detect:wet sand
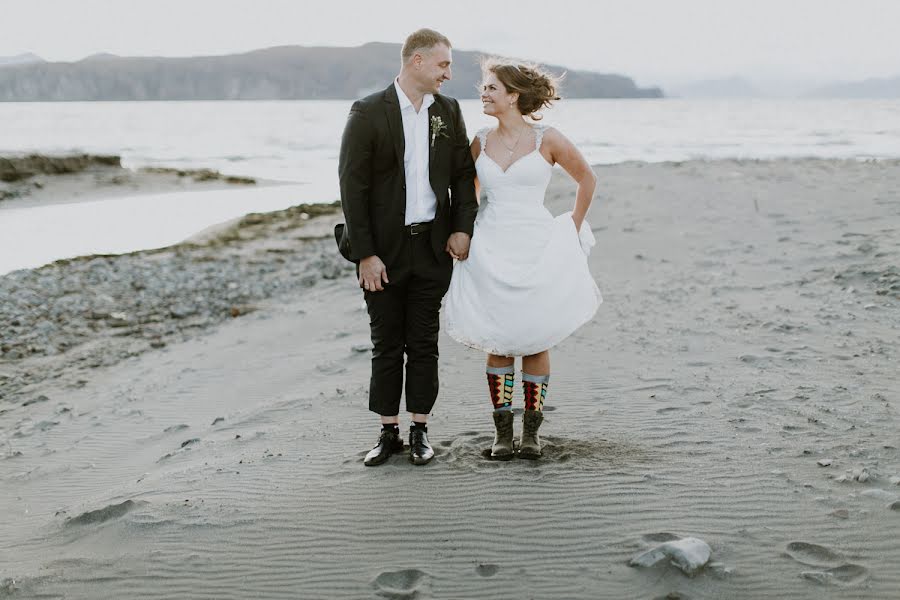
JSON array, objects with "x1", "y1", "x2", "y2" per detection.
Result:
[
  {"x1": 0, "y1": 154, "x2": 259, "y2": 208},
  {"x1": 2, "y1": 159, "x2": 899, "y2": 599}
]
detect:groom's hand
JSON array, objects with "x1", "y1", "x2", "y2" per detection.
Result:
[
  {"x1": 446, "y1": 232, "x2": 471, "y2": 261},
  {"x1": 359, "y1": 255, "x2": 389, "y2": 292}
]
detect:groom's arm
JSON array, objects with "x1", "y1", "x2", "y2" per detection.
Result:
[
  {"x1": 338, "y1": 101, "x2": 377, "y2": 261},
  {"x1": 448, "y1": 99, "x2": 478, "y2": 236}
]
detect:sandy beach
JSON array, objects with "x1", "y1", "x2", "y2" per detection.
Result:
[
  {"x1": 0, "y1": 154, "x2": 259, "y2": 208},
  {"x1": 2, "y1": 158, "x2": 899, "y2": 599}
]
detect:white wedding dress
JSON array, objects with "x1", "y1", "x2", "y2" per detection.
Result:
[{"x1": 443, "y1": 124, "x2": 602, "y2": 356}]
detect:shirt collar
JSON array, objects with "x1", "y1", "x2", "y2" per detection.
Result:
[{"x1": 394, "y1": 78, "x2": 434, "y2": 112}]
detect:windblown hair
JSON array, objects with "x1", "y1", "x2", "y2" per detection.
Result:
[
  {"x1": 401, "y1": 29, "x2": 452, "y2": 63},
  {"x1": 482, "y1": 58, "x2": 562, "y2": 120}
]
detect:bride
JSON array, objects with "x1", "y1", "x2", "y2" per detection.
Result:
[{"x1": 443, "y1": 59, "x2": 602, "y2": 460}]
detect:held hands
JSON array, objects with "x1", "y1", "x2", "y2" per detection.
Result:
[
  {"x1": 445, "y1": 232, "x2": 471, "y2": 261},
  {"x1": 359, "y1": 255, "x2": 389, "y2": 292}
]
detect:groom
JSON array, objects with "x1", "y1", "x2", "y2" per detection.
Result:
[{"x1": 336, "y1": 29, "x2": 478, "y2": 466}]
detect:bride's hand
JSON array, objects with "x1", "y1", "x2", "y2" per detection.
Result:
[
  {"x1": 446, "y1": 232, "x2": 471, "y2": 260},
  {"x1": 571, "y1": 215, "x2": 583, "y2": 232}
]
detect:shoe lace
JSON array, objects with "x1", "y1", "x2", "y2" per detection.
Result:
[
  {"x1": 523, "y1": 413, "x2": 542, "y2": 438},
  {"x1": 376, "y1": 429, "x2": 397, "y2": 446}
]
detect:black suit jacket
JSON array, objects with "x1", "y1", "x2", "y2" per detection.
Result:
[{"x1": 336, "y1": 83, "x2": 478, "y2": 267}]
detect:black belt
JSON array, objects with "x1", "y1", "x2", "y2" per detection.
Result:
[{"x1": 405, "y1": 221, "x2": 433, "y2": 236}]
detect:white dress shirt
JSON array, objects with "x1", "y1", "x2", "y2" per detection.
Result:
[{"x1": 394, "y1": 79, "x2": 438, "y2": 225}]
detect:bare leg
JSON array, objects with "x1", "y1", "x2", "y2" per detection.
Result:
[
  {"x1": 522, "y1": 350, "x2": 550, "y2": 376},
  {"x1": 487, "y1": 353, "x2": 515, "y2": 369},
  {"x1": 410, "y1": 413, "x2": 428, "y2": 424},
  {"x1": 380, "y1": 415, "x2": 399, "y2": 425}
]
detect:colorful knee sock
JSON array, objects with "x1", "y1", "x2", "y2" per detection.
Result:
[
  {"x1": 522, "y1": 372, "x2": 549, "y2": 411},
  {"x1": 487, "y1": 365, "x2": 515, "y2": 412}
]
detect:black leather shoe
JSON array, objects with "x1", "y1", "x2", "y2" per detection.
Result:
[
  {"x1": 409, "y1": 428, "x2": 434, "y2": 465},
  {"x1": 364, "y1": 429, "x2": 404, "y2": 466}
]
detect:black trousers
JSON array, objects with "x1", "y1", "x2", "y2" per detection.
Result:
[{"x1": 364, "y1": 230, "x2": 452, "y2": 416}]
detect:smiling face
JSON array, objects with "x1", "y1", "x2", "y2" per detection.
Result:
[
  {"x1": 480, "y1": 71, "x2": 518, "y2": 117},
  {"x1": 412, "y1": 43, "x2": 452, "y2": 95}
]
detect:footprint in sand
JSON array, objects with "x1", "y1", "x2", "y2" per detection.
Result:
[
  {"x1": 441, "y1": 432, "x2": 495, "y2": 467},
  {"x1": 475, "y1": 563, "x2": 499, "y2": 577},
  {"x1": 372, "y1": 568, "x2": 430, "y2": 599},
  {"x1": 784, "y1": 541, "x2": 842, "y2": 567},
  {"x1": 316, "y1": 361, "x2": 347, "y2": 375},
  {"x1": 801, "y1": 564, "x2": 869, "y2": 586},
  {"x1": 784, "y1": 541, "x2": 869, "y2": 586},
  {"x1": 65, "y1": 499, "x2": 146, "y2": 527}
]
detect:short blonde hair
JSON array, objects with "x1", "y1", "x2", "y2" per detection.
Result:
[
  {"x1": 482, "y1": 58, "x2": 562, "y2": 120},
  {"x1": 401, "y1": 28, "x2": 451, "y2": 63}
]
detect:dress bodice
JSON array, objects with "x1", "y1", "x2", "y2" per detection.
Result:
[
  {"x1": 445, "y1": 122, "x2": 601, "y2": 357},
  {"x1": 475, "y1": 124, "x2": 553, "y2": 207}
]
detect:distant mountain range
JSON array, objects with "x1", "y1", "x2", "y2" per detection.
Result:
[
  {"x1": 669, "y1": 75, "x2": 900, "y2": 99},
  {"x1": 0, "y1": 43, "x2": 662, "y2": 101},
  {"x1": 0, "y1": 52, "x2": 44, "y2": 67},
  {"x1": 805, "y1": 76, "x2": 900, "y2": 99},
  {"x1": 669, "y1": 77, "x2": 763, "y2": 98}
]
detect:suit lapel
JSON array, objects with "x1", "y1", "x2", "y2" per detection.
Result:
[
  {"x1": 427, "y1": 99, "x2": 443, "y2": 199},
  {"x1": 383, "y1": 84, "x2": 405, "y2": 170}
]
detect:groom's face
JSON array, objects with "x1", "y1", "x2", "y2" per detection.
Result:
[{"x1": 416, "y1": 43, "x2": 452, "y2": 94}]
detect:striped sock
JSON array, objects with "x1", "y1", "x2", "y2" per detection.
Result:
[
  {"x1": 522, "y1": 372, "x2": 549, "y2": 411},
  {"x1": 487, "y1": 365, "x2": 515, "y2": 412}
]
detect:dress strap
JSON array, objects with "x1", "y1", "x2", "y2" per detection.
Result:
[
  {"x1": 532, "y1": 123, "x2": 547, "y2": 151},
  {"x1": 475, "y1": 127, "x2": 490, "y2": 151}
]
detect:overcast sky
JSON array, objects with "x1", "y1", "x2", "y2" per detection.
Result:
[{"x1": 2, "y1": 0, "x2": 898, "y2": 86}]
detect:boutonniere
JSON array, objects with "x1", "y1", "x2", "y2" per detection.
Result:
[{"x1": 430, "y1": 115, "x2": 449, "y2": 147}]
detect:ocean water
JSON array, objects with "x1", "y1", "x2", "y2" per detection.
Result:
[{"x1": 1, "y1": 99, "x2": 899, "y2": 273}]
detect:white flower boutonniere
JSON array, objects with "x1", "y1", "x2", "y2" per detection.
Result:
[{"x1": 430, "y1": 115, "x2": 449, "y2": 147}]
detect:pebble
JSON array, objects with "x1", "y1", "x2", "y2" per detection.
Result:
[
  {"x1": 629, "y1": 536, "x2": 712, "y2": 577},
  {"x1": 817, "y1": 458, "x2": 833, "y2": 467},
  {"x1": 0, "y1": 215, "x2": 351, "y2": 403}
]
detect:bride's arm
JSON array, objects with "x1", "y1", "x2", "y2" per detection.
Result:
[{"x1": 543, "y1": 127, "x2": 596, "y2": 231}]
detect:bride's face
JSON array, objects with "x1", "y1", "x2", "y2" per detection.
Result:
[{"x1": 480, "y1": 72, "x2": 517, "y2": 116}]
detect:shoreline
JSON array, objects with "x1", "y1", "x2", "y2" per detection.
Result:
[
  {"x1": 0, "y1": 200, "x2": 347, "y2": 403},
  {"x1": 0, "y1": 153, "x2": 283, "y2": 210},
  {"x1": 0, "y1": 153, "x2": 309, "y2": 276}
]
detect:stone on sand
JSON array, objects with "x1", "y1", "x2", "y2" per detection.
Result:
[{"x1": 629, "y1": 536, "x2": 712, "y2": 577}]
